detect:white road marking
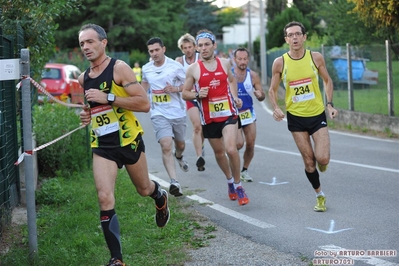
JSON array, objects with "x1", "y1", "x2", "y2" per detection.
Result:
[
  {"x1": 259, "y1": 101, "x2": 399, "y2": 143},
  {"x1": 259, "y1": 177, "x2": 289, "y2": 185},
  {"x1": 187, "y1": 195, "x2": 275, "y2": 229},
  {"x1": 319, "y1": 244, "x2": 399, "y2": 266},
  {"x1": 255, "y1": 144, "x2": 399, "y2": 174},
  {"x1": 307, "y1": 220, "x2": 353, "y2": 234},
  {"x1": 149, "y1": 174, "x2": 275, "y2": 229}
]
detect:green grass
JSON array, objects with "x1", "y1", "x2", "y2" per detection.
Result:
[
  {"x1": 333, "y1": 60, "x2": 399, "y2": 116},
  {"x1": 0, "y1": 170, "x2": 216, "y2": 265}
]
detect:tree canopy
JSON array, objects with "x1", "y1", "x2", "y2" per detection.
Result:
[
  {"x1": 350, "y1": 0, "x2": 399, "y2": 56},
  {"x1": 1, "y1": 0, "x2": 243, "y2": 72},
  {"x1": 266, "y1": 6, "x2": 310, "y2": 49},
  {"x1": 0, "y1": 0, "x2": 81, "y2": 77}
]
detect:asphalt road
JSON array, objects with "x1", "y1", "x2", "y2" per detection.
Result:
[{"x1": 136, "y1": 99, "x2": 399, "y2": 266}]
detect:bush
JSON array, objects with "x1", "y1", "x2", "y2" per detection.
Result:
[
  {"x1": 33, "y1": 103, "x2": 91, "y2": 178},
  {"x1": 36, "y1": 178, "x2": 69, "y2": 206},
  {"x1": 129, "y1": 49, "x2": 149, "y2": 67}
]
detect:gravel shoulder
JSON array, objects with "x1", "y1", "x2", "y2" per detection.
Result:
[{"x1": 184, "y1": 209, "x2": 310, "y2": 266}]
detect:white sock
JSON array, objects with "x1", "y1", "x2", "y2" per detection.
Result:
[
  {"x1": 316, "y1": 191, "x2": 325, "y2": 197},
  {"x1": 234, "y1": 181, "x2": 242, "y2": 189},
  {"x1": 227, "y1": 177, "x2": 234, "y2": 184}
]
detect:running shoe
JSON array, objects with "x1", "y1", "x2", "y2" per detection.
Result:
[
  {"x1": 196, "y1": 156, "x2": 205, "y2": 171},
  {"x1": 240, "y1": 170, "x2": 253, "y2": 182},
  {"x1": 314, "y1": 195, "x2": 327, "y2": 212},
  {"x1": 174, "y1": 150, "x2": 189, "y2": 172},
  {"x1": 236, "y1": 186, "x2": 250, "y2": 206},
  {"x1": 106, "y1": 258, "x2": 125, "y2": 266},
  {"x1": 169, "y1": 179, "x2": 183, "y2": 197},
  {"x1": 317, "y1": 162, "x2": 328, "y2": 173},
  {"x1": 155, "y1": 189, "x2": 170, "y2": 227},
  {"x1": 228, "y1": 183, "x2": 238, "y2": 200}
]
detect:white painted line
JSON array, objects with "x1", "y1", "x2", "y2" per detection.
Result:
[
  {"x1": 150, "y1": 174, "x2": 275, "y2": 229},
  {"x1": 150, "y1": 174, "x2": 170, "y2": 188},
  {"x1": 307, "y1": 220, "x2": 353, "y2": 234},
  {"x1": 259, "y1": 177, "x2": 289, "y2": 185},
  {"x1": 255, "y1": 144, "x2": 399, "y2": 174},
  {"x1": 187, "y1": 195, "x2": 275, "y2": 229},
  {"x1": 319, "y1": 244, "x2": 399, "y2": 266},
  {"x1": 259, "y1": 101, "x2": 399, "y2": 143}
]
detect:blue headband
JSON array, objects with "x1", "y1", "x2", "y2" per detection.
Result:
[{"x1": 196, "y1": 32, "x2": 215, "y2": 43}]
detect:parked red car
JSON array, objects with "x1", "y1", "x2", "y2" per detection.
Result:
[{"x1": 39, "y1": 63, "x2": 84, "y2": 104}]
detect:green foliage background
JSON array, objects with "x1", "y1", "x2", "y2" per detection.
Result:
[{"x1": 32, "y1": 103, "x2": 90, "y2": 178}]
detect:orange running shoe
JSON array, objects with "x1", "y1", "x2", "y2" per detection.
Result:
[
  {"x1": 236, "y1": 186, "x2": 249, "y2": 206},
  {"x1": 228, "y1": 183, "x2": 237, "y2": 200}
]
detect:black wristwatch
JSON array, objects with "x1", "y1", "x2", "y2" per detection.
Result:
[
  {"x1": 107, "y1": 93, "x2": 116, "y2": 105},
  {"x1": 326, "y1": 101, "x2": 334, "y2": 107},
  {"x1": 195, "y1": 92, "x2": 200, "y2": 100}
]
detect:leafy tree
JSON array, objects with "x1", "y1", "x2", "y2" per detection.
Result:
[
  {"x1": 266, "y1": 6, "x2": 310, "y2": 49},
  {"x1": 217, "y1": 7, "x2": 245, "y2": 29},
  {"x1": 56, "y1": 0, "x2": 186, "y2": 53},
  {"x1": 266, "y1": 0, "x2": 287, "y2": 21},
  {"x1": 349, "y1": 0, "x2": 399, "y2": 57},
  {"x1": 292, "y1": 0, "x2": 327, "y2": 33},
  {"x1": 0, "y1": 0, "x2": 81, "y2": 77},
  {"x1": 318, "y1": 0, "x2": 379, "y2": 46},
  {"x1": 54, "y1": 0, "x2": 242, "y2": 56},
  {"x1": 183, "y1": 0, "x2": 220, "y2": 36}
]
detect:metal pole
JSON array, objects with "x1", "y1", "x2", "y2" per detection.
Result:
[
  {"x1": 347, "y1": 43, "x2": 354, "y2": 111},
  {"x1": 321, "y1": 44, "x2": 327, "y2": 104},
  {"x1": 259, "y1": 0, "x2": 267, "y2": 85},
  {"x1": 247, "y1": 1, "x2": 252, "y2": 55},
  {"x1": 386, "y1": 40, "x2": 394, "y2": 116},
  {"x1": 21, "y1": 48, "x2": 38, "y2": 259}
]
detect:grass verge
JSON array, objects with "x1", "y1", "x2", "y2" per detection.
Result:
[{"x1": 0, "y1": 170, "x2": 216, "y2": 265}]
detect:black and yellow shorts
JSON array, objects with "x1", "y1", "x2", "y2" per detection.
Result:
[{"x1": 92, "y1": 134, "x2": 145, "y2": 169}]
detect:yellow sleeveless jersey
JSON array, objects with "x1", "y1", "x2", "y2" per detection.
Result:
[
  {"x1": 84, "y1": 58, "x2": 144, "y2": 148},
  {"x1": 281, "y1": 50, "x2": 324, "y2": 117},
  {"x1": 133, "y1": 67, "x2": 142, "y2": 82}
]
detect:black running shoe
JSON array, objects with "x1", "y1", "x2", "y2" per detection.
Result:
[
  {"x1": 196, "y1": 156, "x2": 205, "y2": 171},
  {"x1": 107, "y1": 257, "x2": 125, "y2": 266},
  {"x1": 155, "y1": 189, "x2": 170, "y2": 227}
]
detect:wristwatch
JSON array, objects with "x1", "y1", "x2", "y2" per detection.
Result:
[
  {"x1": 107, "y1": 93, "x2": 116, "y2": 105},
  {"x1": 326, "y1": 101, "x2": 334, "y2": 107},
  {"x1": 195, "y1": 92, "x2": 200, "y2": 100}
]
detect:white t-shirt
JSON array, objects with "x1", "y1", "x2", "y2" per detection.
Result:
[{"x1": 142, "y1": 56, "x2": 186, "y2": 119}]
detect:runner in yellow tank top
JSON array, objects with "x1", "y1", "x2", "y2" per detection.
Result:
[
  {"x1": 282, "y1": 50, "x2": 325, "y2": 117},
  {"x1": 268, "y1": 21, "x2": 338, "y2": 213}
]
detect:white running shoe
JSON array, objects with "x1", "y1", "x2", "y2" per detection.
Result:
[
  {"x1": 240, "y1": 170, "x2": 253, "y2": 182},
  {"x1": 174, "y1": 150, "x2": 189, "y2": 172},
  {"x1": 169, "y1": 179, "x2": 183, "y2": 197}
]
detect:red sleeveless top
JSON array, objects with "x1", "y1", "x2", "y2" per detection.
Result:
[{"x1": 197, "y1": 57, "x2": 237, "y2": 124}]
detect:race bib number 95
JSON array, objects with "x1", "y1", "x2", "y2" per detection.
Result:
[{"x1": 91, "y1": 105, "x2": 119, "y2": 137}]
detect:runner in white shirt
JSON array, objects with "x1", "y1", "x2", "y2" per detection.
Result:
[{"x1": 142, "y1": 37, "x2": 188, "y2": 197}]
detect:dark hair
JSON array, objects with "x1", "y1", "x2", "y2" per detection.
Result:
[
  {"x1": 79, "y1": 24, "x2": 107, "y2": 40},
  {"x1": 283, "y1": 21, "x2": 306, "y2": 37},
  {"x1": 146, "y1": 37, "x2": 164, "y2": 47},
  {"x1": 234, "y1": 47, "x2": 249, "y2": 58}
]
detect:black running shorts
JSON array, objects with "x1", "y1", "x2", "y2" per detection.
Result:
[
  {"x1": 287, "y1": 111, "x2": 327, "y2": 135},
  {"x1": 202, "y1": 115, "x2": 239, "y2": 138},
  {"x1": 92, "y1": 134, "x2": 145, "y2": 169}
]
